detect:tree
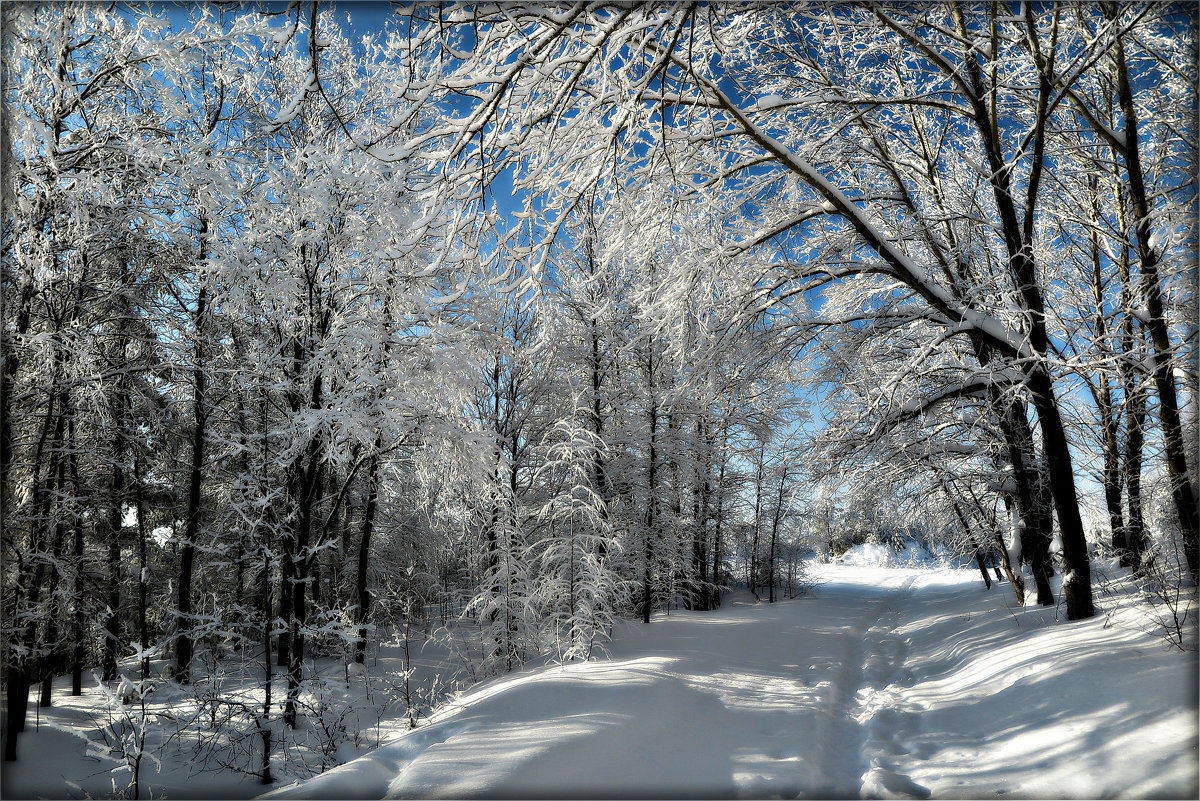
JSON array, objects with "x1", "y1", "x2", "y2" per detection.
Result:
[
  {"x1": 1049, "y1": 3, "x2": 1197, "y2": 577},
  {"x1": 372, "y1": 3, "x2": 1117, "y2": 617}
]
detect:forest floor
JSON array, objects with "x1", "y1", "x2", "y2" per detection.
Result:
[{"x1": 4, "y1": 561, "x2": 1197, "y2": 799}]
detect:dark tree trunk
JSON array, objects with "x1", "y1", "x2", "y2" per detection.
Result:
[
  {"x1": 1122, "y1": 364, "x2": 1149, "y2": 571},
  {"x1": 1107, "y1": 19, "x2": 1198, "y2": 580},
  {"x1": 974, "y1": 549, "x2": 993, "y2": 590},
  {"x1": 283, "y1": 436, "x2": 322, "y2": 729},
  {"x1": 101, "y1": 263, "x2": 133, "y2": 685},
  {"x1": 135, "y1": 451, "x2": 149, "y2": 681},
  {"x1": 667, "y1": 415, "x2": 686, "y2": 610},
  {"x1": 3, "y1": 672, "x2": 28, "y2": 761},
  {"x1": 39, "y1": 453, "x2": 69, "y2": 706},
  {"x1": 6, "y1": 394, "x2": 60, "y2": 738},
  {"x1": 1022, "y1": 479, "x2": 1055, "y2": 608},
  {"x1": 1026, "y1": 368, "x2": 1093, "y2": 618},
  {"x1": 955, "y1": 4, "x2": 1094, "y2": 619},
  {"x1": 945, "y1": 486, "x2": 992, "y2": 592},
  {"x1": 355, "y1": 443, "x2": 382, "y2": 664},
  {"x1": 750, "y1": 439, "x2": 765, "y2": 598},
  {"x1": 69, "y1": 417, "x2": 85, "y2": 696},
  {"x1": 102, "y1": 435, "x2": 125, "y2": 683},
  {"x1": 102, "y1": 527, "x2": 121, "y2": 682},
  {"x1": 481, "y1": 357, "x2": 506, "y2": 662},
  {"x1": 1103, "y1": 426, "x2": 1127, "y2": 565},
  {"x1": 276, "y1": 546, "x2": 293, "y2": 668},
  {"x1": 692, "y1": 423, "x2": 711, "y2": 611},
  {"x1": 590, "y1": 323, "x2": 610, "y2": 542},
  {"x1": 259, "y1": 547, "x2": 273, "y2": 784},
  {"x1": 970, "y1": 335, "x2": 1055, "y2": 607},
  {"x1": 1114, "y1": 238, "x2": 1150, "y2": 572},
  {"x1": 767, "y1": 465, "x2": 788, "y2": 604},
  {"x1": 711, "y1": 430, "x2": 727, "y2": 610},
  {"x1": 16, "y1": 398, "x2": 66, "y2": 738},
  {"x1": 176, "y1": 282, "x2": 207, "y2": 684},
  {"x1": 1084, "y1": 177, "x2": 1127, "y2": 569},
  {"x1": 235, "y1": 538, "x2": 247, "y2": 611},
  {"x1": 0, "y1": 271, "x2": 35, "y2": 567},
  {"x1": 643, "y1": 352, "x2": 657, "y2": 625}
]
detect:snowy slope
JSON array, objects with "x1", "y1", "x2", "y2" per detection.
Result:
[{"x1": 263, "y1": 565, "x2": 1199, "y2": 799}]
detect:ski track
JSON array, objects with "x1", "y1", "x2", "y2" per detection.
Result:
[
  {"x1": 804, "y1": 573, "x2": 929, "y2": 800},
  {"x1": 852, "y1": 576, "x2": 931, "y2": 800}
]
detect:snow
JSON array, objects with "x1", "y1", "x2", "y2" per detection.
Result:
[
  {"x1": 264, "y1": 566, "x2": 1196, "y2": 800},
  {"x1": 748, "y1": 94, "x2": 790, "y2": 112},
  {"x1": 838, "y1": 541, "x2": 939, "y2": 569},
  {"x1": 6, "y1": 564, "x2": 1196, "y2": 799}
]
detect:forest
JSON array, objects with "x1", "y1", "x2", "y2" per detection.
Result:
[{"x1": 2, "y1": 2, "x2": 1196, "y2": 796}]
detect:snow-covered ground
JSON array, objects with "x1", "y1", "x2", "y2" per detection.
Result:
[
  {"x1": 264, "y1": 564, "x2": 1197, "y2": 800},
  {"x1": 5, "y1": 562, "x2": 1197, "y2": 799}
]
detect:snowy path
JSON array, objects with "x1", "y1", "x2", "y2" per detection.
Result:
[{"x1": 265, "y1": 565, "x2": 1198, "y2": 800}]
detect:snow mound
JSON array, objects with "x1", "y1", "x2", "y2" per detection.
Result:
[{"x1": 839, "y1": 541, "x2": 937, "y2": 568}]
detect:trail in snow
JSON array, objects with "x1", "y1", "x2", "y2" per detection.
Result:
[
  {"x1": 806, "y1": 573, "x2": 923, "y2": 798},
  {"x1": 262, "y1": 564, "x2": 1195, "y2": 800}
]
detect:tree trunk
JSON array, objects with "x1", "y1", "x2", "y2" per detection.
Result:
[
  {"x1": 355, "y1": 443, "x2": 382, "y2": 664},
  {"x1": 945, "y1": 485, "x2": 993, "y2": 592},
  {"x1": 768, "y1": 465, "x2": 787, "y2": 604},
  {"x1": 284, "y1": 435, "x2": 322, "y2": 729},
  {"x1": 954, "y1": 4, "x2": 1093, "y2": 619},
  {"x1": 176, "y1": 282, "x2": 207, "y2": 684},
  {"x1": 39, "y1": 453, "x2": 69, "y2": 706},
  {"x1": 642, "y1": 351, "x2": 658, "y2": 625},
  {"x1": 1084, "y1": 175, "x2": 1128, "y2": 568},
  {"x1": 1026, "y1": 368, "x2": 1094, "y2": 619},
  {"x1": 712, "y1": 429, "x2": 727, "y2": 610},
  {"x1": 135, "y1": 451, "x2": 149, "y2": 681},
  {"x1": 259, "y1": 546, "x2": 274, "y2": 784},
  {"x1": 102, "y1": 430, "x2": 125, "y2": 683},
  {"x1": 975, "y1": 345, "x2": 1055, "y2": 606},
  {"x1": 1106, "y1": 16, "x2": 1198, "y2": 580},
  {"x1": 590, "y1": 322, "x2": 610, "y2": 536},
  {"x1": 974, "y1": 549, "x2": 993, "y2": 590},
  {"x1": 15, "y1": 397, "x2": 66, "y2": 739},
  {"x1": 276, "y1": 546, "x2": 292, "y2": 668},
  {"x1": 997, "y1": 496, "x2": 1026, "y2": 607},
  {"x1": 693, "y1": 421, "x2": 712, "y2": 611},
  {"x1": 3, "y1": 673, "x2": 28, "y2": 761},
  {"x1": 3, "y1": 269, "x2": 45, "y2": 731},
  {"x1": 69, "y1": 417, "x2": 85, "y2": 696},
  {"x1": 1021, "y1": 479, "x2": 1055, "y2": 608},
  {"x1": 1102, "y1": 414, "x2": 1127, "y2": 564},
  {"x1": 1122, "y1": 361, "x2": 1149, "y2": 572},
  {"x1": 750, "y1": 439, "x2": 765, "y2": 597}
]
